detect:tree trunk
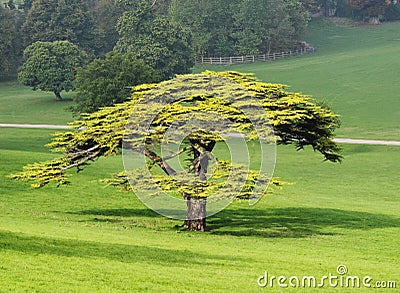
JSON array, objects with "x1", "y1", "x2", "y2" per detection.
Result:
[
  {"x1": 183, "y1": 195, "x2": 207, "y2": 231},
  {"x1": 183, "y1": 139, "x2": 215, "y2": 231},
  {"x1": 54, "y1": 91, "x2": 62, "y2": 101},
  {"x1": 369, "y1": 16, "x2": 380, "y2": 25}
]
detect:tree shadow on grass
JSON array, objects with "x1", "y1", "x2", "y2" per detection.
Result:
[
  {"x1": 207, "y1": 207, "x2": 400, "y2": 238},
  {"x1": 0, "y1": 230, "x2": 236, "y2": 265},
  {"x1": 71, "y1": 207, "x2": 400, "y2": 238},
  {"x1": 68, "y1": 208, "x2": 171, "y2": 227},
  {"x1": 72, "y1": 208, "x2": 159, "y2": 218}
]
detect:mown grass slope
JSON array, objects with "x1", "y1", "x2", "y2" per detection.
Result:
[
  {"x1": 0, "y1": 127, "x2": 399, "y2": 291},
  {"x1": 0, "y1": 81, "x2": 74, "y2": 124},
  {"x1": 196, "y1": 18, "x2": 400, "y2": 140}
]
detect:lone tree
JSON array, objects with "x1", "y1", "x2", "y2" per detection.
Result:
[
  {"x1": 10, "y1": 71, "x2": 342, "y2": 231},
  {"x1": 18, "y1": 40, "x2": 87, "y2": 101}
]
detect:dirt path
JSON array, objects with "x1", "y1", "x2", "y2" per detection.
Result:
[
  {"x1": 332, "y1": 138, "x2": 400, "y2": 146},
  {"x1": 1, "y1": 123, "x2": 399, "y2": 146}
]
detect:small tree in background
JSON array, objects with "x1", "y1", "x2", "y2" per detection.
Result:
[
  {"x1": 18, "y1": 40, "x2": 87, "y2": 101},
  {"x1": 71, "y1": 51, "x2": 160, "y2": 115},
  {"x1": 10, "y1": 71, "x2": 342, "y2": 231}
]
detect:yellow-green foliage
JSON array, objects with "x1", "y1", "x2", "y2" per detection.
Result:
[{"x1": 9, "y1": 71, "x2": 341, "y2": 197}]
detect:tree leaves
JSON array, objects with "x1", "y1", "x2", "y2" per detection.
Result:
[
  {"x1": 18, "y1": 40, "x2": 88, "y2": 99},
  {"x1": 10, "y1": 71, "x2": 342, "y2": 192},
  {"x1": 115, "y1": 0, "x2": 194, "y2": 80},
  {"x1": 71, "y1": 51, "x2": 159, "y2": 114}
]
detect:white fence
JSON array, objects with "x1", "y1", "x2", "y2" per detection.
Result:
[{"x1": 196, "y1": 47, "x2": 315, "y2": 65}]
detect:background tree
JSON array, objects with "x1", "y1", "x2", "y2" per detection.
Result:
[
  {"x1": 0, "y1": 6, "x2": 20, "y2": 78},
  {"x1": 348, "y1": 0, "x2": 389, "y2": 23},
  {"x1": 10, "y1": 71, "x2": 342, "y2": 231},
  {"x1": 384, "y1": 2, "x2": 400, "y2": 21},
  {"x1": 18, "y1": 40, "x2": 87, "y2": 100},
  {"x1": 169, "y1": 0, "x2": 309, "y2": 57},
  {"x1": 90, "y1": 0, "x2": 125, "y2": 56},
  {"x1": 298, "y1": 0, "x2": 321, "y2": 15},
  {"x1": 115, "y1": 0, "x2": 194, "y2": 80},
  {"x1": 71, "y1": 51, "x2": 159, "y2": 114},
  {"x1": 169, "y1": 0, "x2": 237, "y2": 57},
  {"x1": 232, "y1": 0, "x2": 308, "y2": 54},
  {"x1": 21, "y1": 0, "x2": 99, "y2": 54},
  {"x1": 22, "y1": 0, "x2": 33, "y2": 10}
]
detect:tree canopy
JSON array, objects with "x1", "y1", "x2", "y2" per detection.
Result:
[
  {"x1": 18, "y1": 40, "x2": 88, "y2": 100},
  {"x1": 10, "y1": 71, "x2": 342, "y2": 231},
  {"x1": 115, "y1": 0, "x2": 194, "y2": 80},
  {"x1": 71, "y1": 51, "x2": 159, "y2": 114},
  {"x1": 21, "y1": 0, "x2": 99, "y2": 53},
  {"x1": 348, "y1": 0, "x2": 389, "y2": 23},
  {"x1": 0, "y1": 6, "x2": 21, "y2": 78},
  {"x1": 91, "y1": 0, "x2": 125, "y2": 56},
  {"x1": 169, "y1": 0, "x2": 309, "y2": 57}
]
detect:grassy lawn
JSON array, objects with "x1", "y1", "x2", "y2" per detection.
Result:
[
  {"x1": 0, "y1": 128, "x2": 399, "y2": 291},
  {"x1": 0, "y1": 81, "x2": 74, "y2": 124},
  {"x1": 196, "y1": 19, "x2": 400, "y2": 140}
]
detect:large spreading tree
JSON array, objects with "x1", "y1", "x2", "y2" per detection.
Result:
[
  {"x1": 18, "y1": 40, "x2": 88, "y2": 100},
  {"x1": 10, "y1": 71, "x2": 342, "y2": 231}
]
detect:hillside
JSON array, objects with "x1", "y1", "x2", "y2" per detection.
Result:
[{"x1": 197, "y1": 18, "x2": 400, "y2": 140}]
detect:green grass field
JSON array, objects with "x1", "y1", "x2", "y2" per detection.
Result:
[
  {"x1": 0, "y1": 82, "x2": 74, "y2": 124},
  {"x1": 0, "y1": 128, "x2": 399, "y2": 291},
  {"x1": 1, "y1": 18, "x2": 399, "y2": 292},
  {"x1": 196, "y1": 18, "x2": 400, "y2": 140}
]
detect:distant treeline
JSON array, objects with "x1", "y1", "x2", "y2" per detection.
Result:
[{"x1": 1, "y1": 0, "x2": 399, "y2": 79}]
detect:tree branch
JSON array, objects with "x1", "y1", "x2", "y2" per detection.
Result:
[
  {"x1": 163, "y1": 145, "x2": 191, "y2": 161},
  {"x1": 144, "y1": 148, "x2": 177, "y2": 175},
  {"x1": 66, "y1": 145, "x2": 100, "y2": 160},
  {"x1": 62, "y1": 149, "x2": 101, "y2": 171}
]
